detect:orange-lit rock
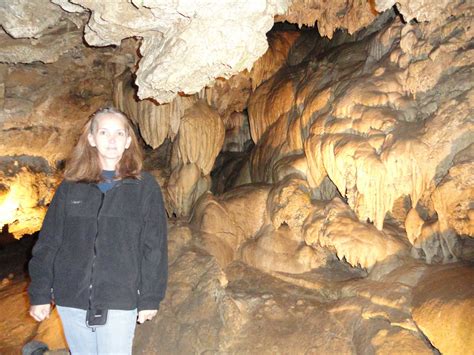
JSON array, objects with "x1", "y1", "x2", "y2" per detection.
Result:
[
  {"x1": 166, "y1": 101, "x2": 224, "y2": 216},
  {"x1": 248, "y1": 2, "x2": 473, "y2": 234},
  {"x1": 221, "y1": 112, "x2": 251, "y2": 153},
  {"x1": 249, "y1": 31, "x2": 300, "y2": 90},
  {"x1": 304, "y1": 198, "x2": 409, "y2": 270},
  {"x1": 33, "y1": 308, "x2": 67, "y2": 350},
  {"x1": 247, "y1": 68, "x2": 296, "y2": 144},
  {"x1": 240, "y1": 224, "x2": 329, "y2": 274},
  {"x1": 267, "y1": 176, "x2": 313, "y2": 231},
  {"x1": 0, "y1": 25, "x2": 115, "y2": 236},
  {"x1": 412, "y1": 265, "x2": 474, "y2": 355},
  {"x1": 432, "y1": 147, "x2": 474, "y2": 239},
  {"x1": 0, "y1": 168, "x2": 58, "y2": 238},
  {"x1": 114, "y1": 71, "x2": 199, "y2": 148},
  {"x1": 190, "y1": 185, "x2": 271, "y2": 267}
]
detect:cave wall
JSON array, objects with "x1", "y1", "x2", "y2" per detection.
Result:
[
  {"x1": 0, "y1": 0, "x2": 473, "y2": 353},
  {"x1": 0, "y1": 0, "x2": 471, "y2": 276},
  {"x1": 0, "y1": 6, "x2": 125, "y2": 236},
  {"x1": 245, "y1": 3, "x2": 473, "y2": 264}
]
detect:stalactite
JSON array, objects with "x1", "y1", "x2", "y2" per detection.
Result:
[{"x1": 114, "y1": 72, "x2": 199, "y2": 148}]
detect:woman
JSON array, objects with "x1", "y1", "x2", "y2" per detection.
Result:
[{"x1": 28, "y1": 107, "x2": 168, "y2": 354}]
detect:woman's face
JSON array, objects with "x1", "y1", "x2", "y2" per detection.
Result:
[{"x1": 87, "y1": 113, "x2": 132, "y2": 170}]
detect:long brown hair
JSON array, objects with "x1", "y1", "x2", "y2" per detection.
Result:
[{"x1": 64, "y1": 107, "x2": 143, "y2": 182}]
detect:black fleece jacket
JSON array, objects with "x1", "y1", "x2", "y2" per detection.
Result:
[{"x1": 28, "y1": 172, "x2": 168, "y2": 312}]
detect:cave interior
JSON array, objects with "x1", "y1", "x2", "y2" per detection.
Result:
[{"x1": 0, "y1": 0, "x2": 473, "y2": 354}]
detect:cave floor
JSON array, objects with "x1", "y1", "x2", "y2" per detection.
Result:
[
  {"x1": 1, "y1": 232, "x2": 472, "y2": 354},
  {"x1": 133, "y1": 233, "x2": 473, "y2": 354}
]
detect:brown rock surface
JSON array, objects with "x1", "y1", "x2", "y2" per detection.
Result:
[
  {"x1": 0, "y1": 28, "x2": 116, "y2": 236},
  {"x1": 277, "y1": 0, "x2": 377, "y2": 38},
  {"x1": 166, "y1": 101, "x2": 225, "y2": 216},
  {"x1": 412, "y1": 264, "x2": 474, "y2": 355}
]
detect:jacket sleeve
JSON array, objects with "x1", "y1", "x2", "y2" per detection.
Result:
[
  {"x1": 28, "y1": 181, "x2": 67, "y2": 305},
  {"x1": 138, "y1": 176, "x2": 168, "y2": 311}
]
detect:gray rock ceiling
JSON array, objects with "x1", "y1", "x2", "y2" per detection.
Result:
[{"x1": 0, "y1": 0, "x2": 458, "y2": 103}]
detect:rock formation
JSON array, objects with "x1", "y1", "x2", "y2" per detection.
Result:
[
  {"x1": 0, "y1": 0, "x2": 473, "y2": 354},
  {"x1": 165, "y1": 100, "x2": 225, "y2": 217}
]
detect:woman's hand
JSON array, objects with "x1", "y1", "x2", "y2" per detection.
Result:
[
  {"x1": 137, "y1": 309, "x2": 158, "y2": 323},
  {"x1": 29, "y1": 304, "x2": 51, "y2": 322}
]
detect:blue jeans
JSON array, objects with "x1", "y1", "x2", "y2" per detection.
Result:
[{"x1": 56, "y1": 306, "x2": 137, "y2": 355}]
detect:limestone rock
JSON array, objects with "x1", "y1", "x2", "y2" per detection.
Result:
[
  {"x1": 218, "y1": 185, "x2": 271, "y2": 242},
  {"x1": 0, "y1": 31, "x2": 114, "y2": 236},
  {"x1": 290, "y1": 7, "x2": 473, "y2": 230},
  {"x1": 114, "y1": 71, "x2": 199, "y2": 148},
  {"x1": 167, "y1": 222, "x2": 193, "y2": 265},
  {"x1": 134, "y1": 248, "x2": 229, "y2": 354},
  {"x1": 432, "y1": 147, "x2": 474, "y2": 239},
  {"x1": 0, "y1": 46, "x2": 114, "y2": 164},
  {"x1": 166, "y1": 162, "x2": 210, "y2": 218},
  {"x1": 202, "y1": 75, "x2": 252, "y2": 123},
  {"x1": 276, "y1": 0, "x2": 378, "y2": 39},
  {"x1": 247, "y1": 67, "x2": 296, "y2": 144},
  {"x1": 190, "y1": 185, "x2": 271, "y2": 266},
  {"x1": 0, "y1": 25, "x2": 84, "y2": 64},
  {"x1": 51, "y1": 0, "x2": 86, "y2": 13},
  {"x1": 376, "y1": 0, "x2": 458, "y2": 24},
  {"x1": 405, "y1": 208, "x2": 461, "y2": 264},
  {"x1": 174, "y1": 101, "x2": 225, "y2": 176},
  {"x1": 267, "y1": 176, "x2": 313, "y2": 231},
  {"x1": 164, "y1": 100, "x2": 224, "y2": 216},
  {"x1": 60, "y1": 0, "x2": 290, "y2": 103},
  {"x1": 412, "y1": 264, "x2": 474, "y2": 355},
  {"x1": 0, "y1": 167, "x2": 58, "y2": 238},
  {"x1": 221, "y1": 112, "x2": 252, "y2": 153},
  {"x1": 249, "y1": 30, "x2": 300, "y2": 90},
  {"x1": 303, "y1": 198, "x2": 409, "y2": 270},
  {"x1": 240, "y1": 224, "x2": 329, "y2": 274},
  {"x1": 250, "y1": 111, "x2": 297, "y2": 183},
  {"x1": 0, "y1": 0, "x2": 64, "y2": 39},
  {"x1": 0, "y1": 1, "x2": 86, "y2": 64}
]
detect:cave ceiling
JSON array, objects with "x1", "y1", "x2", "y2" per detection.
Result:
[{"x1": 0, "y1": 0, "x2": 460, "y2": 103}]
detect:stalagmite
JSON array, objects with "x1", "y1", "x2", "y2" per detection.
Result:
[
  {"x1": 191, "y1": 185, "x2": 271, "y2": 267},
  {"x1": 240, "y1": 224, "x2": 329, "y2": 274}
]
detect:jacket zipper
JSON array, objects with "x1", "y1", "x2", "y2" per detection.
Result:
[
  {"x1": 86, "y1": 179, "x2": 137, "y2": 315},
  {"x1": 88, "y1": 191, "x2": 105, "y2": 313}
]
